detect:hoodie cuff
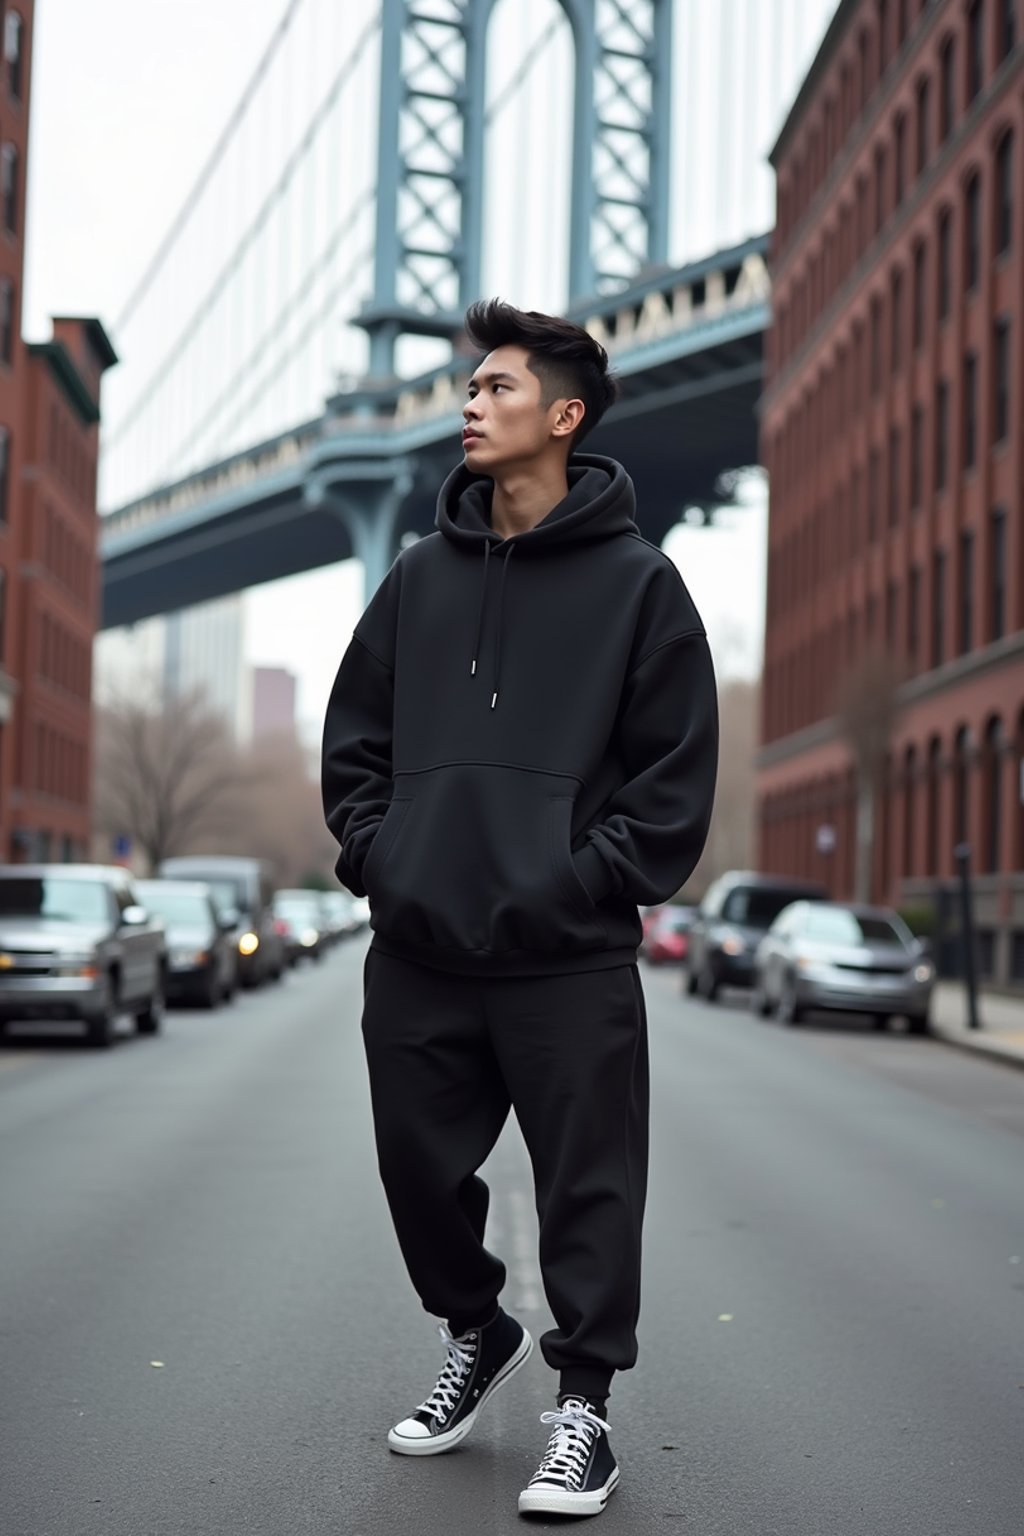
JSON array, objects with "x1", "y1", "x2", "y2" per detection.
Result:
[{"x1": 572, "y1": 842, "x2": 616, "y2": 907}]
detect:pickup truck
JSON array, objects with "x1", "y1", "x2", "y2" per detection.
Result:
[{"x1": 0, "y1": 864, "x2": 168, "y2": 1048}]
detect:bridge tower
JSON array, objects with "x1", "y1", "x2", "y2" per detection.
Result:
[{"x1": 329, "y1": 0, "x2": 674, "y2": 594}]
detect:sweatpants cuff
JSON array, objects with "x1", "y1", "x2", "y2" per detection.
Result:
[{"x1": 558, "y1": 1367, "x2": 614, "y2": 1405}]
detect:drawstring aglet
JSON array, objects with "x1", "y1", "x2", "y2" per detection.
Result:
[
  {"x1": 491, "y1": 692, "x2": 498, "y2": 709},
  {"x1": 471, "y1": 659, "x2": 478, "y2": 676}
]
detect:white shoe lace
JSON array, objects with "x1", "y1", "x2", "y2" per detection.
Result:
[
  {"x1": 531, "y1": 1400, "x2": 611, "y2": 1490},
  {"x1": 416, "y1": 1324, "x2": 477, "y2": 1424}
]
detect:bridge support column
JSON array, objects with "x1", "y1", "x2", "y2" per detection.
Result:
[{"x1": 304, "y1": 469, "x2": 414, "y2": 605}]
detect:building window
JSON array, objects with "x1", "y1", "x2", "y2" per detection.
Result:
[
  {"x1": 967, "y1": 0, "x2": 985, "y2": 104},
  {"x1": 910, "y1": 404, "x2": 924, "y2": 508},
  {"x1": 964, "y1": 351, "x2": 978, "y2": 470},
  {"x1": 874, "y1": 143, "x2": 887, "y2": 234},
  {"x1": 888, "y1": 425, "x2": 901, "y2": 527},
  {"x1": 870, "y1": 295, "x2": 882, "y2": 393},
  {"x1": 912, "y1": 239, "x2": 926, "y2": 347},
  {"x1": 995, "y1": 132, "x2": 1014, "y2": 255},
  {"x1": 932, "y1": 547, "x2": 946, "y2": 666},
  {"x1": 940, "y1": 36, "x2": 957, "y2": 142},
  {"x1": 908, "y1": 563, "x2": 921, "y2": 658},
  {"x1": 993, "y1": 318, "x2": 1011, "y2": 442},
  {"x1": 915, "y1": 76, "x2": 930, "y2": 173},
  {"x1": 1, "y1": 143, "x2": 17, "y2": 235},
  {"x1": 903, "y1": 745, "x2": 917, "y2": 875},
  {"x1": 964, "y1": 174, "x2": 981, "y2": 290},
  {"x1": 0, "y1": 277, "x2": 12, "y2": 366},
  {"x1": 894, "y1": 113, "x2": 907, "y2": 205},
  {"x1": 878, "y1": 0, "x2": 891, "y2": 72},
  {"x1": 886, "y1": 579, "x2": 899, "y2": 648},
  {"x1": 983, "y1": 717, "x2": 1004, "y2": 874},
  {"x1": 937, "y1": 207, "x2": 952, "y2": 319},
  {"x1": 859, "y1": 29, "x2": 871, "y2": 112},
  {"x1": 0, "y1": 566, "x2": 5, "y2": 663},
  {"x1": 953, "y1": 726, "x2": 971, "y2": 846},
  {"x1": 890, "y1": 267, "x2": 903, "y2": 370},
  {"x1": 897, "y1": 0, "x2": 909, "y2": 47},
  {"x1": 935, "y1": 379, "x2": 949, "y2": 490},
  {"x1": 999, "y1": 0, "x2": 1017, "y2": 60},
  {"x1": 869, "y1": 447, "x2": 881, "y2": 541},
  {"x1": 4, "y1": 13, "x2": 23, "y2": 102},
  {"x1": 959, "y1": 529, "x2": 974, "y2": 654},
  {"x1": 990, "y1": 506, "x2": 1006, "y2": 640},
  {"x1": 0, "y1": 427, "x2": 8, "y2": 523},
  {"x1": 926, "y1": 736, "x2": 941, "y2": 870}
]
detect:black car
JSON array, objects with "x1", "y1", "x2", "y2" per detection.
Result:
[
  {"x1": 135, "y1": 880, "x2": 238, "y2": 1008},
  {"x1": 157, "y1": 856, "x2": 285, "y2": 987},
  {"x1": 684, "y1": 871, "x2": 828, "y2": 1001}
]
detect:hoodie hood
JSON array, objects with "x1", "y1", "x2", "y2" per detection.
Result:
[
  {"x1": 435, "y1": 454, "x2": 638, "y2": 708},
  {"x1": 435, "y1": 453, "x2": 638, "y2": 552}
]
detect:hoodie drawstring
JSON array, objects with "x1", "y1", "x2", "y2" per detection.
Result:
[{"x1": 469, "y1": 541, "x2": 515, "y2": 710}]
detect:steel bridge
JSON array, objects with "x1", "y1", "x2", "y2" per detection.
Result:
[{"x1": 97, "y1": 0, "x2": 837, "y2": 626}]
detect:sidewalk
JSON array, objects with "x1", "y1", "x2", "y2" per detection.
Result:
[{"x1": 929, "y1": 981, "x2": 1024, "y2": 1071}]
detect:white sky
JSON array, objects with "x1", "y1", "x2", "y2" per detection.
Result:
[{"x1": 25, "y1": 0, "x2": 835, "y2": 740}]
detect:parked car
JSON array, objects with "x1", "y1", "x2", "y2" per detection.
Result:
[
  {"x1": 0, "y1": 864, "x2": 168, "y2": 1048},
  {"x1": 751, "y1": 900, "x2": 935, "y2": 1033},
  {"x1": 135, "y1": 880, "x2": 238, "y2": 1008},
  {"x1": 320, "y1": 890, "x2": 358, "y2": 940},
  {"x1": 157, "y1": 856, "x2": 285, "y2": 987},
  {"x1": 272, "y1": 888, "x2": 327, "y2": 964},
  {"x1": 684, "y1": 871, "x2": 829, "y2": 1001},
  {"x1": 640, "y1": 903, "x2": 696, "y2": 964}
]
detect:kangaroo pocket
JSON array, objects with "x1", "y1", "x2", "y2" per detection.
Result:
[{"x1": 362, "y1": 765, "x2": 607, "y2": 957}]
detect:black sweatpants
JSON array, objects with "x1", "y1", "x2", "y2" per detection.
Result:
[{"x1": 360, "y1": 946, "x2": 649, "y2": 1405}]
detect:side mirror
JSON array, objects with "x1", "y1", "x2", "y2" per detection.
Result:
[
  {"x1": 218, "y1": 912, "x2": 238, "y2": 934},
  {"x1": 121, "y1": 905, "x2": 149, "y2": 927},
  {"x1": 915, "y1": 935, "x2": 933, "y2": 956}
]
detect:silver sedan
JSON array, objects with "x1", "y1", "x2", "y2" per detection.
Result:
[{"x1": 752, "y1": 901, "x2": 935, "y2": 1034}]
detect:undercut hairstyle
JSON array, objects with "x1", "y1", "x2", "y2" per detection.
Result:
[{"x1": 464, "y1": 298, "x2": 619, "y2": 446}]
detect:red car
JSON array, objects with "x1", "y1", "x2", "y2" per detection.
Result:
[{"x1": 641, "y1": 904, "x2": 696, "y2": 964}]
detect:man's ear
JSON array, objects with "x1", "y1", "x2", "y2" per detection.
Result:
[{"x1": 551, "y1": 398, "x2": 586, "y2": 441}]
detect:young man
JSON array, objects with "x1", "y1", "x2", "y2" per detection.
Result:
[{"x1": 322, "y1": 301, "x2": 718, "y2": 1518}]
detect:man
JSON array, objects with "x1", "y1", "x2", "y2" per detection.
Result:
[{"x1": 322, "y1": 300, "x2": 718, "y2": 1519}]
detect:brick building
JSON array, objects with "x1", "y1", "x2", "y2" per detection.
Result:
[
  {"x1": 0, "y1": 0, "x2": 116, "y2": 861},
  {"x1": 760, "y1": 0, "x2": 1024, "y2": 983}
]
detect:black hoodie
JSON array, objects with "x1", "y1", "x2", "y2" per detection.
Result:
[{"x1": 321, "y1": 453, "x2": 718, "y2": 977}]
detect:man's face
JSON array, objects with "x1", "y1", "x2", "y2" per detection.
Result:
[{"x1": 462, "y1": 344, "x2": 573, "y2": 472}]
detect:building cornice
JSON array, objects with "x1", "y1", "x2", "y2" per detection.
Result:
[
  {"x1": 757, "y1": 631, "x2": 1024, "y2": 770},
  {"x1": 25, "y1": 341, "x2": 100, "y2": 425}
]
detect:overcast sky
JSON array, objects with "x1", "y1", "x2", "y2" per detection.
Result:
[{"x1": 25, "y1": 0, "x2": 836, "y2": 740}]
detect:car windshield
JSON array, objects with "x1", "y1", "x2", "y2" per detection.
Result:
[
  {"x1": 139, "y1": 890, "x2": 208, "y2": 924},
  {"x1": 0, "y1": 876, "x2": 109, "y2": 924},
  {"x1": 804, "y1": 908, "x2": 910, "y2": 948},
  {"x1": 176, "y1": 877, "x2": 245, "y2": 915},
  {"x1": 277, "y1": 899, "x2": 319, "y2": 916},
  {"x1": 721, "y1": 887, "x2": 814, "y2": 929}
]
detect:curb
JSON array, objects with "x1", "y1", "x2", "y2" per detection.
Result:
[{"x1": 929, "y1": 1026, "x2": 1024, "y2": 1075}]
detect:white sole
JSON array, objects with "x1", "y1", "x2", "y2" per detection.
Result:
[
  {"x1": 388, "y1": 1327, "x2": 534, "y2": 1456},
  {"x1": 518, "y1": 1467, "x2": 620, "y2": 1518}
]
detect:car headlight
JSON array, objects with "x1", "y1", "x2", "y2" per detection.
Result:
[
  {"x1": 720, "y1": 930, "x2": 745, "y2": 956},
  {"x1": 913, "y1": 962, "x2": 934, "y2": 984},
  {"x1": 300, "y1": 929, "x2": 319, "y2": 946},
  {"x1": 238, "y1": 932, "x2": 260, "y2": 956},
  {"x1": 172, "y1": 949, "x2": 208, "y2": 967}
]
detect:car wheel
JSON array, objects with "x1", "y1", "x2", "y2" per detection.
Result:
[
  {"x1": 697, "y1": 964, "x2": 719, "y2": 1003},
  {"x1": 201, "y1": 969, "x2": 221, "y2": 1010},
  {"x1": 906, "y1": 1010, "x2": 931, "y2": 1036},
  {"x1": 872, "y1": 1012, "x2": 890, "y2": 1032},
  {"x1": 136, "y1": 972, "x2": 165, "y2": 1036},
  {"x1": 683, "y1": 966, "x2": 698, "y2": 996},
  {"x1": 86, "y1": 979, "x2": 118, "y2": 1049},
  {"x1": 778, "y1": 977, "x2": 804, "y2": 1026}
]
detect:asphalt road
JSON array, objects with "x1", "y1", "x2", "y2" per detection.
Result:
[{"x1": 2, "y1": 940, "x2": 1023, "y2": 1536}]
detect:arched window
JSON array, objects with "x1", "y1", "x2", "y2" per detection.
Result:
[
  {"x1": 982, "y1": 716, "x2": 1004, "y2": 874},
  {"x1": 995, "y1": 131, "x2": 1014, "y2": 256},
  {"x1": 940, "y1": 35, "x2": 957, "y2": 142},
  {"x1": 925, "y1": 735, "x2": 942, "y2": 874},
  {"x1": 953, "y1": 725, "x2": 972, "y2": 849},
  {"x1": 964, "y1": 172, "x2": 982, "y2": 291},
  {"x1": 903, "y1": 744, "x2": 917, "y2": 876},
  {"x1": 4, "y1": 13, "x2": 23, "y2": 102}
]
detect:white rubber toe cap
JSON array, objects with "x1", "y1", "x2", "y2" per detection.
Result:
[{"x1": 391, "y1": 1417, "x2": 432, "y2": 1440}]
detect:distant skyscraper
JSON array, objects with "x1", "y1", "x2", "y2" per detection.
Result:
[{"x1": 251, "y1": 666, "x2": 297, "y2": 741}]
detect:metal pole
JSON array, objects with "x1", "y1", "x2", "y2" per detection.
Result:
[{"x1": 953, "y1": 842, "x2": 981, "y2": 1031}]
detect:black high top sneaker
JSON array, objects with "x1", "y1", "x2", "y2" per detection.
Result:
[
  {"x1": 518, "y1": 1399, "x2": 619, "y2": 1517},
  {"x1": 388, "y1": 1310, "x2": 533, "y2": 1456}
]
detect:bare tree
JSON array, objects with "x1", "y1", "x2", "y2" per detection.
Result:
[
  {"x1": 835, "y1": 652, "x2": 906, "y2": 902},
  {"x1": 681, "y1": 677, "x2": 760, "y2": 899},
  {"x1": 94, "y1": 684, "x2": 248, "y2": 873},
  {"x1": 214, "y1": 730, "x2": 338, "y2": 888}
]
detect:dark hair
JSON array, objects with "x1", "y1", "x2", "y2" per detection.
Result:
[{"x1": 463, "y1": 298, "x2": 618, "y2": 446}]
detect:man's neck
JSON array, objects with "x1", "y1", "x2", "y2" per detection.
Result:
[{"x1": 490, "y1": 462, "x2": 569, "y2": 540}]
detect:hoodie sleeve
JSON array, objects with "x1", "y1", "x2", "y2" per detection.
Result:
[
  {"x1": 571, "y1": 618, "x2": 719, "y2": 910},
  {"x1": 320, "y1": 565, "x2": 400, "y2": 897}
]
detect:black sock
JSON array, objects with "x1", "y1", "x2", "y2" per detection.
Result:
[{"x1": 447, "y1": 1303, "x2": 499, "y2": 1338}]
